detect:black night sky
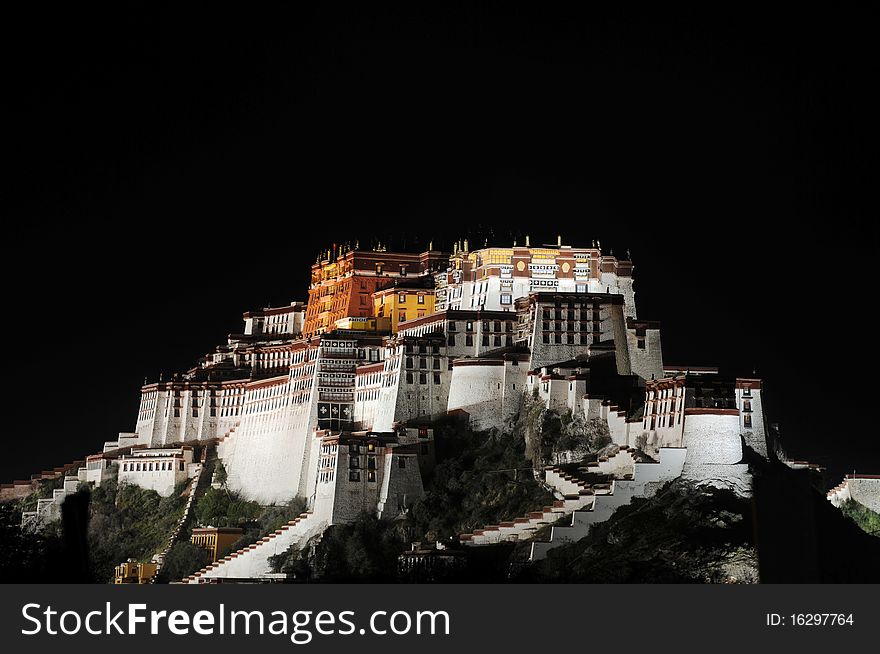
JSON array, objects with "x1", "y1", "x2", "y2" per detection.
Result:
[{"x1": 6, "y1": 6, "x2": 877, "y2": 483}]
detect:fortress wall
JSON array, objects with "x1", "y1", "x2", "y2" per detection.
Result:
[
  {"x1": 566, "y1": 378, "x2": 587, "y2": 412},
  {"x1": 626, "y1": 327, "x2": 663, "y2": 382},
  {"x1": 219, "y1": 378, "x2": 316, "y2": 505},
  {"x1": 329, "y1": 447, "x2": 385, "y2": 525},
  {"x1": 447, "y1": 362, "x2": 506, "y2": 431},
  {"x1": 681, "y1": 412, "x2": 751, "y2": 495},
  {"x1": 118, "y1": 466, "x2": 188, "y2": 497},
  {"x1": 848, "y1": 477, "x2": 880, "y2": 513},
  {"x1": 373, "y1": 347, "x2": 403, "y2": 432},
  {"x1": 682, "y1": 414, "x2": 743, "y2": 465},
  {"x1": 501, "y1": 361, "x2": 528, "y2": 423},
  {"x1": 609, "y1": 305, "x2": 633, "y2": 376},
  {"x1": 737, "y1": 386, "x2": 768, "y2": 458},
  {"x1": 377, "y1": 453, "x2": 424, "y2": 519},
  {"x1": 392, "y1": 363, "x2": 452, "y2": 426},
  {"x1": 606, "y1": 408, "x2": 632, "y2": 447}
]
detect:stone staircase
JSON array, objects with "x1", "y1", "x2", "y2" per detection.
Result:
[
  {"x1": 529, "y1": 447, "x2": 687, "y2": 560},
  {"x1": 457, "y1": 447, "x2": 642, "y2": 547},
  {"x1": 149, "y1": 445, "x2": 218, "y2": 582},
  {"x1": 184, "y1": 511, "x2": 326, "y2": 583},
  {"x1": 19, "y1": 462, "x2": 87, "y2": 530}
]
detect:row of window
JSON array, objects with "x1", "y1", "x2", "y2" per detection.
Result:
[
  {"x1": 405, "y1": 357, "x2": 442, "y2": 369},
  {"x1": 448, "y1": 320, "x2": 515, "y2": 333},
  {"x1": 393, "y1": 293, "x2": 427, "y2": 304},
  {"x1": 405, "y1": 372, "x2": 443, "y2": 385},
  {"x1": 448, "y1": 334, "x2": 514, "y2": 347},
  {"x1": 121, "y1": 460, "x2": 186, "y2": 472},
  {"x1": 404, "y1": 343, "x2": 442, "y2": 353}
]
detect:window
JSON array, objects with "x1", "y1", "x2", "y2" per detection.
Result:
[
  {"x1": 494, "y1": 336, "x2": 502, "y2": 346},
  {"x1": 466, "y1": 334, "x2": 473, "y2": 346},
  {"x1": 350, "y1": 456, "x2": 360, "y2": 469},
  {"x1": 179, "y1": 461, "x2": 185, "y2": 471},
  {"x1": 448, "y1": 334, "x2": 456, "y2": 346},
  {"x1": 406, "y1": 372, "x2": 413, "y2": 384},
  {"x1": 743, "y1": 414, "x2": 753, "y2": 429},
  {"x1": 399, "y1": 293, "x2": 406, "y2": 303},
  {"x1": 367, "y1": 456, "x2": 376, "y2": 470},
  {"x1": 555, "y1": 333, "x2": 562, "y2": 344},
  {"x1": 367, "y1": 470, "x2": 377, "y2": 483},
  {"x1": 405, "y1": 357, "x2": 413, "y2": 368},
  {"x1": 349, "y1": 470, "x2": 360, "y2": 482},
  {"x1": 433, "y1": 373, "x2": 441, "y2": 385},
  {"x1": 466, "y1": 321, "x2": 473, "y2": 331},
  {"x1": 398, "y1": 457, "x2": 406, "y2": 468},
  {"x1": 433, "y1": 358, "x2": 440, "y2": 369},
  {"x1": 501, "y1": 294, "x2": 512, "y2": 305},
  {"x1": 543, "y1": 333, "x2": 550, "y2": 343},
  {"x1": 419, "y1": 373, "x2": 427, "y2": 385},
  {"x1": 743, "y1": 387, "x2": 752, "y2": 397},
  {"x1": 417, "y1": 295, "x2": 425, "y2": 304},
  {"x1": 743, "y1": 400, "x2": 752, "y2": 412},
  {"x1": 349, "y1": 443, "x2": 360, "y2": 453},
  {"x1": 637, "y1": 339, "x2": 646, "y2": 349},
  {"x1": 399, "y1": 312, "x2": 406, "y2": 323}
]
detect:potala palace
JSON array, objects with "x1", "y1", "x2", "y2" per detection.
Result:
[{"x1": 12, "y1": 238, "x2": 873, "y2": 583}]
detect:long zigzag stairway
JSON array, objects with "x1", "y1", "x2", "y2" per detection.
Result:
[{"x1": 456, "y1": 446, "x2": 688, "y2": 561}]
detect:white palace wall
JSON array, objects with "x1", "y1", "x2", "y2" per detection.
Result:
[
  {"x1": 681, "y1": 412, "x2": 751, "y2": 495},
  {"x1": 447, "y1": 359, "x2": 527, "y2": 430}
]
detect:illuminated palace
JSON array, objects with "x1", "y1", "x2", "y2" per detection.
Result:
[{"x1": 13, "y1": 237, "x2": 771, "y2": 582}]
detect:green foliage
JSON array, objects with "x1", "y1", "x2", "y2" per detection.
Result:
[
  {"x1": 86, "y1": 481, "x2": 188, "y2": 583},
  {"x1": 840, "y1": 499, "x2": 880, "y2": 537},
  {"x1": 214, "y1": 461, "x2": 228, "y2": 487},
  {"x1": 518, "y1": 479, "x2": 758, "y2": 583},
  {"x1": 155, "y1": 541, "x2": 210, "y2": 583},
  {"x1": 408, "y1": 424, "x2": 553, "y2": 540},
  {"x1": 193, "y1": 488, "x2": 261, "y2": 528},
  {"x1": 0, "y1": 502, "x2": 64, "y2": 582},
  {"x1": 191, "y1": 488, "x2": 308, "y2": 556},
  {"x1": 270, "y1": 514, "x2": 403, "y2": 581},
  {"x1": 227, "y1": 496, "x2": 309, "y2": 552}
]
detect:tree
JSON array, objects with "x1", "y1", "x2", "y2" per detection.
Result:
[{"x1": 156, "y1": 542, "x2": 210, "y2": 583}]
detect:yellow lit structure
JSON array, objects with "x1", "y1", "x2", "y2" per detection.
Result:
[
  {"x1": 114, "y1": 559, "x2": 158, "y2": 584},
  {"x1": 191, "y1": 526, "x2": 244, "y2": 562},
  {"x1": 373, "y1": 282, "x2": 436, "y2": 333}
]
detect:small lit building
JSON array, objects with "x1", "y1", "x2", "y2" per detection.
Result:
[
  {"x1": 114, "y1": 559, "x2": 158, "y2": 584},
  {"x1": 191, "y1": 526, "x2": 244, "y2": 561},
  {"x1": 373, "y1": 278, "x2": 436, "y2": 333},
  {"x1": 117, "y1": 446, "x2": 195, "y2": 497}
]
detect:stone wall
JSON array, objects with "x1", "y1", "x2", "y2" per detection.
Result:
[{"x1": 680, "y1": 411, "x2": 751, "y2": 496}]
